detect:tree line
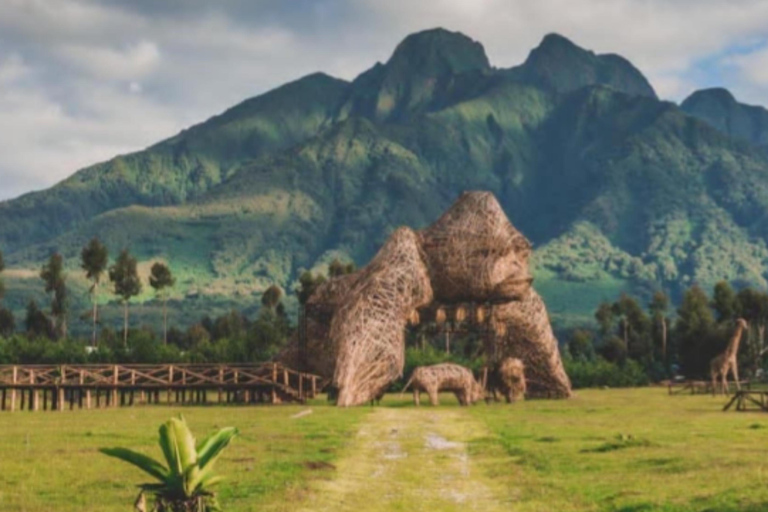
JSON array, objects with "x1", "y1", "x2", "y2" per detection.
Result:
[
  {"x1": 0, "y1": 246, "x2": 354, "y2": 366},
  {"x1": 0, "y1": 239, "x2": 176, "y2": 346},
  {"x1": 564, "y1": 282, "x2": 768, "y2": 386}
]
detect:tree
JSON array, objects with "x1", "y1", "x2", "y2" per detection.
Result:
[
  {"x1": 0, "y1": 308, "x2": 14, "y2": 338},
  {"x1": 676, "y1": 285, "x2": 716, "y2": 377},
  {"x1": 149, "y1": 262, "x2": 175, "y2": 345},
  {"x1": 568, "y1": 329, "x2": 595, "y2": 361},
  {"x1": 0, "y1": 249, "x2": 11, "y2": 338},
  {"x1": 297, "y1": 271, "x2": 327, "y2": 305},
  {"x1": 328, "y1": 258, "x2": 355, "y2": 278},
  {"x1": 0, "y1": 248, "x2": 5, "y2": 302},
  {"x1": 736, "y1": 288, "x2": 768, "y2": 375},
  {"x1": 109, "y1": 249, "x2": 142, "y2": 347},
  {"x1": 599, "y1": 336, "x2": 628, "y2": 363},
  {"x1": 25, "y1": 300, "x2": 51, "y2": 339},
  {"x1": 100, "y1": 416, "x2": 238, "y2": 512},
  {"x1": 648, "y1": 291, "x2": 670, "y2": 361},
  {"x1": 712, "y1": 281, "x2": 738, "y2": 324},
  {"x1": 261, "y1": 285, "x2": 283, "y2": 310},
  {"x1": 595, "y1": 302, "x2": 615, "y2": 336},
  {"x1": 81, "y1": 237, "x2": 109, "y2": 347},
  {"x1": 40, "y1": 252, "x2": 68, "y2": 339}
]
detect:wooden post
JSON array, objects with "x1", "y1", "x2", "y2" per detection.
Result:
[
  {"x1": 57, "y1": 386, "x2": 64, "y2": 412},
  {"x1": 31, "y1": 370, "x2": 39, "y2": 412},
  {"x1": 111, "y1": 365, "x2": 118, "y2": 408},
  {"x1": 311, "y1": 376, "x2": 317, "y2": 398},
  {"x1": 10, "y1": 366, "x2": 17, "y2": 412},
  {"x1": 168, "y1": 366, "x2": 174, "y2": 406},
  {"x1": 218, "y1": 367, "x2": 223, "y2": 404},
  {"x1": 299, "y1": 373, "x2": 304, "y2": 400}
]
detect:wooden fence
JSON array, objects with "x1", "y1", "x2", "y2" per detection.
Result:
[{"x1": 0, "y1": 363, "x2": 323, "y2": 412}]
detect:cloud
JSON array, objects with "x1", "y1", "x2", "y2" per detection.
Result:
[
  {"x1": 4, "y1": 0, "x2": 768, "y2": 200},
  {"x1": 59, "y1": 40, "x2": 160, "y2": 81}
]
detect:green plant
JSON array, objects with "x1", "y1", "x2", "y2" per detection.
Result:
[{"x1": 100, "y1": 416, "x2": 238, "y2": 512}]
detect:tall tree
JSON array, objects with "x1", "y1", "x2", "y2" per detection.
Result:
[
  {"x1": 40, "y1": 252, "x2": 68, "y2": 339},
  {"x1": 110, "y1": 249, "x2": 142, "y2": 347},
  {"x1": 328, "y1": 258, "x2": 356, "y2": 278},
  {"x1": 648, "y1": 291, "x2": 670, "y2": 360},
  {"x1": 712, "y1": 281, "x2": 738, "y2": 323},
  {"x1": 0, "y1": 248, "x2": 5, "y2": 301},
  {"x1": 261, "y1": 285, "x2": 283, "y2": 310},
  {"x1": 594, "y1": 302, "x2": 615, "y2": 336},
  {"x1": 0, "y1": 249, "x2": 11, "y2": 337},
  {"x1": 297, "y1": 271, "x2": 327, "y2": 305},
  {"x1": 736, "y1": 288, "x2": 768, "y2": 374},
  {"x1": 149, "y1": 262, "x2": 175, "y2": 345},
  {"x1": 81, "y1": 237, "x2": 109, "y2": 347},
  {"x1": 675, "y1": 285, "x2": 716, "y2": 377},
  {"x1": 25, "y1": 300, "x2": 50, "y2": 339}
]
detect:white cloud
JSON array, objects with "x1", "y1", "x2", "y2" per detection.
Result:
[
  {"x1": 4, "y1": 0, "x2": 768, "y2": 200},
  {"x1": 59, "y1": 40, "x2": 160, "y2": 81}
]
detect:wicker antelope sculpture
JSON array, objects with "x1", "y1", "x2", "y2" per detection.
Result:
[
  {"x1": 401, "y1": 363, "x2": 486, "y2": 406},
  {"x1": 280, "y1": 192, "x2": 571, "y2": 406},
  {"x1": 710, "y1": 318, "x2": 748, "y2": 395}
]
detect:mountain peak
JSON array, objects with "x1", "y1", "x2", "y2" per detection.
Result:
[
  {"x1": 681, "y1": 87, "x2": 768, "y2": 147},
  {"x1": 514, "y1": 33, "x2": 657, "y2": 99},
  {"x1": 682, "y1": 87, "x2": 737, "y2": 106},
  {"x1": 337, "y1": 28, "x2": 491, "y2": 122},
  {"x1": 386, "y1": 28, "x2": 491, "y2": 75},
  {"x1": 537, "y1": 33, "x2": 582, "y2": 53}
]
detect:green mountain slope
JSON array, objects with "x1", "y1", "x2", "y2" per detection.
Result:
[{"x1": 3, "y1": 28, "x2": 768, "y2": 332}]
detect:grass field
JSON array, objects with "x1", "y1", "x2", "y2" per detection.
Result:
[{"x1": 0, "y1": 389, "x2": 767, "y2": 511}]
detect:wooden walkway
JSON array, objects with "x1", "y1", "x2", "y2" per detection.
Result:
[{"x1": 0, "y1": 363, "x2": 323, "y2": 412}]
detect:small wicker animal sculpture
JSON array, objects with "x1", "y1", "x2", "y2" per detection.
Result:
[
  {"x1": 710, "y1": 318, "x2": 748, "y2": 395},
  {"x1": 401, "y1": 363, "x2": 486, "y2": 406},
  {"x1": 487, "y1": 357, "x2": 526, "y2": 403}
]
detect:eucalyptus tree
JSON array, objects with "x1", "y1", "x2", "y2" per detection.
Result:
[
  {"x1": 81, "y1": 237, "x2": 109, "y2": 347},
  {"x1": 149, "y1": 262, "x2": 175, "y2": 345},
  {"x1": 110, "y1": 249, "x2": 142, "y2": 347},
  {"x1": 40, "y1": 252, "x2": 68, "y2": 339}
]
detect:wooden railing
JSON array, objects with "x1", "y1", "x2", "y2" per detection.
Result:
[{"x1": 0, "y1": 363, "x2": 323, "y2": 412}]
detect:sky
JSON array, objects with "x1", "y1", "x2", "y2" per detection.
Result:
[{"x1": 3, "y1": 0, "x2": 768, "y2": 201}]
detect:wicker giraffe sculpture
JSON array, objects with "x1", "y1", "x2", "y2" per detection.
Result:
[
  {"x1": 710, "y1": 318, "x2": 748, "y2": 396},
  {"x1": 280, "y1": 191, "x2": 572, "y2": 406}
]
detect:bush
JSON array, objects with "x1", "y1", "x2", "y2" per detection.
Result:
[{"x1": 564, "y1": 357, "x2": 649, "y2": 388}]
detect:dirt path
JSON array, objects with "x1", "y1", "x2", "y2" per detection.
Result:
[{"x1": 296, "y1": 407, "x2": 512, "y2": 512}]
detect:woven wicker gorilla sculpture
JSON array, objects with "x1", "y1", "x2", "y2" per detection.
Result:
[{"x1": 284, "y1": 192, "x2": 572, "y2": 406}]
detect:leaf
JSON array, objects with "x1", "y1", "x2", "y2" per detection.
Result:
[
  {"x1": 159, "y1": 416, "x2": 197, "y2": 478},
  {"x1": 197, "y1": 427, "x2": 238, "y2": 469},
  {"x1": 99, "y1": 447, "x2": 169, "y2": 482}
]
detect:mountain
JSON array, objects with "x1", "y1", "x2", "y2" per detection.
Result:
[
  {"x1": 3, "y1": 29, "x2": 768, "y2": 332},
  {"x1": 681, "y1": 88, "x2": 768, "y2": 149}
]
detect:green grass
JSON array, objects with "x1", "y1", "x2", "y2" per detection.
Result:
[
  {"x1": 0, "y1": 400, "x2": 368, "y2": 512},
  {"x1": 1, "y1": 389, "x2": 768, "y2": 511},
  {"x1": 469, "y1": 388, "x2": 768, "y2": 511}
]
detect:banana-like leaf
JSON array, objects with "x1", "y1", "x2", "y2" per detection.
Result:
[
  {"x1": 99, "y1": 447, "x2": 169, "y2": 482},
  {"x1": 159, "y1": 416, "x2": 197, "y2": 479},
  {"x1": 197, "y1": 427, "x2": 238, "y2": 469}
]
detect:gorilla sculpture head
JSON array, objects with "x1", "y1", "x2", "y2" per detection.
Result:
[{"x1": 419, "y1": 192, "x2": 533, "y2": 303}]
